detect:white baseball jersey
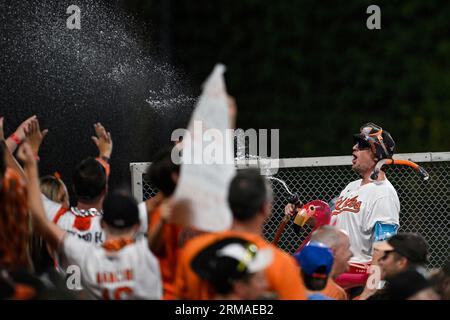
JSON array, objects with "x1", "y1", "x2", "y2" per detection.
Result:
[
  {"x1": 59, "y1": 235, "x2": 162, "y2": 300},
  {"x1": 330, "y1": 178, "x2": 400, "y2": 264},
  {"x1": 42, "y1": 195, "x2": 149, "y2": 245}
]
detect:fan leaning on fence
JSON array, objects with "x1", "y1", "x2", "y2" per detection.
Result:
[{"x1": 285, "y1": 123, "x2": 409, "y2": 295}]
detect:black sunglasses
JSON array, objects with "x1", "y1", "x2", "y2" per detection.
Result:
[
  {"x1": 380, "y1": 250, "x2": 396, "y2": 261},
  {"x1": 355, "y1": 138, "x2": 371, "y2": 150}
]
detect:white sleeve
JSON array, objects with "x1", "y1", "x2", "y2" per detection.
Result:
[
  {"x1": 138, "y1": 202, "x2": 148, "y2": 233},
  {"x1": 41, "y1": 194, "x2": 63, "y2": 221},
  {"x1": 363, "y1": 196, "x2": 400, "y2": 233},
  {"x1": 59, "y1": 235, "x2": 91, "y2": 269}
]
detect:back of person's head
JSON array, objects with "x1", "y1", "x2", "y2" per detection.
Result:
[
  {"x1": 310, "y1": 225, "x2": 342, "y2": 250},
  {"x1": 430, "y1": 260, "x2": 450, "y2": 300},
  {"x1": 294, "y1": 242, "x2": 334, "y2": 291},
  {"x1": 72, "y1": 157, "x2": 107, "y2": 203},
  {"x1": 228, "y1": 169, "x2": 271, "y2": 222},
  {"x1": 101, "y1": 190, "x2": 140, "y2": 233},
  {"x1": 148, "y1": 145, "x2": 180, "y2": 197},
  {"x1": 40, "y1": 174, "x2": 69, "y2": 207},
  {"x1": 191, "y1": 237, "x2": 272, "y2": 298},
  {"x1": 385, "y1": 268, "x2": 439, "y2": 300}
]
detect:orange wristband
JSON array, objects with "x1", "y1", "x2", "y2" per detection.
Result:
[{"x1": 10, "y1": 133, "x2": 21, "y2": 145}]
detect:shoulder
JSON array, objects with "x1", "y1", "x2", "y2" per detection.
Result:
[
  {"x1": 371, "y1": 179, "x2": 399, "y2": 199},
  {"x1": 343, "y1": 179, "x2": 362, "y2": 191},
  {"x1": 181, "y1": 232, "x2": 219, "y2": 258}
]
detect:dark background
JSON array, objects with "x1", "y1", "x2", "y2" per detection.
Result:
[{"x1": 1, "y1": 0, "x2": 450, "y2": 202}]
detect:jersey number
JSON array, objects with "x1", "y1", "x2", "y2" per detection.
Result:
[{"x1": 102, "y1": 287, "x2": 133, "y2": 300}]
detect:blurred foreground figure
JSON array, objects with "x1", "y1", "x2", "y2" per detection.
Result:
[
  {"x1": 175, "y1": 169, "x2": 307, "y2": 300},
  {"x1": 191, "y1": 238, "x2": 272, "y2": 300}
]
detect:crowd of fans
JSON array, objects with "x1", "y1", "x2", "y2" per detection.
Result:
[{"x1": 0, "y1": 114, "x2": 448, "y2": 300}]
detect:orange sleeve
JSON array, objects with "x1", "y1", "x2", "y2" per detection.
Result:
[
  {"x1": 95, "y1": 157, "x2": 110, "y2": 177},
  {"x1": 148, "y1": 205, "x2": 184, "y2": 299},
  {"x1": 321, "y1": 279, "x2": 348, "y2": 300}
]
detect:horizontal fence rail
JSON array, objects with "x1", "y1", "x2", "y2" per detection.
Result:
[{"x1": 130, "y1": 152, "x2": 450, "y2": 270}]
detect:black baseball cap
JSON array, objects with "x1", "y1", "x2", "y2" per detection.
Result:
[
  {"x1": 376, "y1": 232, "x2": 429, "y2": 264},
  {"x1": 102, "y1": 191, "x2": 140, "y2": 229}
]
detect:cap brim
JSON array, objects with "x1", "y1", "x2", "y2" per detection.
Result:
[
  {"x1": 246, "y1": 248, "x2": 273, "y2": 273},
  {"x1": 373, "y1": 241, "x2": 394, "y2": 252}
]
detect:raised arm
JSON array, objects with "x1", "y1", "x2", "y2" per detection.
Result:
[
  {"x1": 17, "y1": 142, "x2": 65, "y2": 252},
  {"x1": 5, "y1": 115, "x2": 36, "y2": 153},
  {"x1": 91, "y1": 122, "x2": 113, "y2": 176}
]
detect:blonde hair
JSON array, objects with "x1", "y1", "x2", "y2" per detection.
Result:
[{"x1": 40, "y1": 174, "x2": 69, "y2": 206}]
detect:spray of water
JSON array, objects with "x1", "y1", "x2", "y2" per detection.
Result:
[
  {"x1": 266, "y1": 176, "x2": 295, "y2": 196},
  {"x1": 0, "y1": 0, "x2": 195, "y2": 185}
]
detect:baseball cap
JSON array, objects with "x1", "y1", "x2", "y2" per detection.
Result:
[
  {"x1": 191, "y1": 237, "x2": 273, "y2": 284},
  {"x1": 102, "y1": 191, "x2": 140, "y2": 229},
  {"x1": 375, "y1": 233, "x2": 429, "y2": 264},
  {"x1": 353, "y1": 122, "x2": 395, "y2": 160},
  {"x1": 294, "y1": 242, "x2": 334, "y2": 278}
]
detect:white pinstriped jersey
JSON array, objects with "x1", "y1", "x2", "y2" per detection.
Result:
[
  {"x1": 330, "y1": 178, "x2": 400, "y2": 263},
  {"x1": 59, "y1": 236, "x2": 162, "y2": 300}
]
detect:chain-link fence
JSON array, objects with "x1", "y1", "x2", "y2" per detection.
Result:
[{"x1": 130, "y1": 152, "x2": 450, "y2": 270}]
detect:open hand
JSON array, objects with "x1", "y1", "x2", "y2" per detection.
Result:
[
  {"x1": 91, "y1": 122, "x2": 113, "y2": 158},
  {"x1": 14, "y1": 115, "x2": 37, "y2": 142},
  {"x1": 27, "y1": 118, "x2": 48, "y2": 156}
]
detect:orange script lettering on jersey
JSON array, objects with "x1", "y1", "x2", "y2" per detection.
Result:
[{"x1": 332, "y1": 196, "x2": 362, "y2": 215}]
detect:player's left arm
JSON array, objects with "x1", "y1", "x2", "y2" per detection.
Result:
[
  {"x1": 365, "y1": 195, "x2": 400, "y2": 242},
  {"x1": 373, "y1": 222, "x2": 398, "y2": 242}
]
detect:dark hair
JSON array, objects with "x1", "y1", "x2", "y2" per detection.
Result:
[
  {"x1": 147, "y1": 146, "x2": 180, "y2": 196},
  {"x1": 227, "y1": 169, "x2": 268, "y2": 222},
  {"x1": 72, "y1": 157, "x2": 106, "y2": 202}
]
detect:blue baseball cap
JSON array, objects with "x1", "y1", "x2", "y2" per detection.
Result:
[{"x1": 294, "y1": 242, "x2": 334, "y2": 278}]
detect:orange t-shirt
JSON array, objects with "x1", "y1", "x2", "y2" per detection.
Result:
[
  {"x1": 175, "y1": 230, "x2": 307, "y2": 300},
  {"x1": 149, "y1": 206, "x2": 204, "y2": 300},
  {"x1": 149, "y1": 206, "x2": 183, "y2": 300},
  {"x1": 321, "y1": 278, "x2": 348, "y2": 300}
]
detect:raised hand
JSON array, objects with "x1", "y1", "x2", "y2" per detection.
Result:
[
  {"x1": 91, "y1": 122, "x2": 113, "y2": 158},
  {"x1": 17, "y1": 142, "x2": 36, "y2": 168},
  {"x1": 13, "y1": 115, "x2": 37, "y2": 142},
  {"x1": 27, "y1": 118, "x2": 48, "y2": 157}
]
